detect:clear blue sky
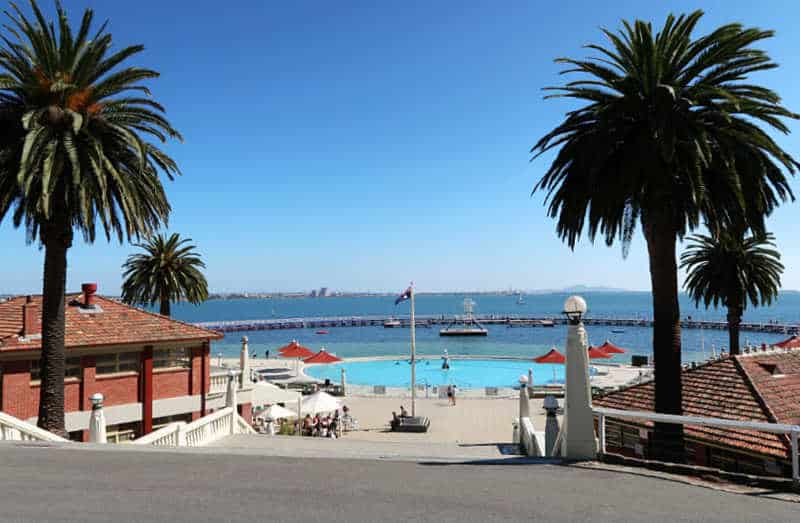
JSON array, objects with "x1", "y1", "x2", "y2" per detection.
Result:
[{"x1": 2, "y1": 0, "x2": 800, "y2": 294}]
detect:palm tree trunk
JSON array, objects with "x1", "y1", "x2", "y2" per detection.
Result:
[
  {"x1": 37, "y1": 214, "x2": 72, "y2": 437},
  {"x1": 727, "y1": 304, "x2": 742, "y2": 355},
  {"x1": 159, "y1": 295, "x2": 171, "y2": 317},
  {"x1": 644, "y1": 218, "x2": 685, "y2": 464}
]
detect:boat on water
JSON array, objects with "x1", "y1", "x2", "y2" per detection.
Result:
[
  {"x1": 516, "y1": 294, "x2": 525, "y2": 305},
  {"x1": 611, "y1": 329, "x2": 625, "y2": 334},
  {"x1": 383, "y1": 318, "x2": 401, "y2": 328},
  {"x1": 439, "y1": 298, "x2": 488, "y2": 337},
  {"x1": 316, "y1": 330, "x2": 329, "y2": 335}
]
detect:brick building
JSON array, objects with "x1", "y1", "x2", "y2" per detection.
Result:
[
  {"x1": 594, "y1": 347, "x2": 800, "y2": 477},
  {"x1": 0, "y1": 284, "x2": 237, "y2": 442}
]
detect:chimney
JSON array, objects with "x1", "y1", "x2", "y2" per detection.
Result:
[
  {"x1": 82, "y1": 283, "x2": 98, "y2": 308},
  {"x1": 22, "y1": 295, "x2": 38, "y2": 337}
]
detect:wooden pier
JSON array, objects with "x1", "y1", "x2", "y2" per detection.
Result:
[{"x1": 194, "y1": 315, "x2": 799, "y2": 335}]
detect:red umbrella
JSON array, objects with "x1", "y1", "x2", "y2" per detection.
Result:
[
  {"x1": 587, "y1": 346, "x2": 612, "y2": 359},
  {"x1": 534, "y1": 348, "x2": 566, "y2": 364},
  {"x1": 597, "y1": 340, "x2": 626, "y2": 354},
  {"x1": 304, "y1": 349, "x2": 342, "y2": 364},
  {"x1": 774, "y1": 335, "x2": 800, "y2": 349},
  {"x1": 279, "y1": 340, "x2": 314, "y2": 359}
]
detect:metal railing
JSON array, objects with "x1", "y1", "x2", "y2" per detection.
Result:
[
  {"x1": 0, "y1": 411, "x2": 68, "y2": 443},
  {"x1": 593, "y1": 407, "x2": 799, "y2": 483}
]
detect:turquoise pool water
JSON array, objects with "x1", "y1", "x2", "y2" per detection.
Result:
[{"x1": 305, "y1": 358, "x2": 580, "y2": 388}]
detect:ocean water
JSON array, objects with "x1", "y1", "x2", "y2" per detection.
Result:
[{"x1": 168, "y1": 292, "x2": 798, "y2": 363}]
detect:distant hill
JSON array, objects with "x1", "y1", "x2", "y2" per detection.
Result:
[{"x1": 527, "y1": 285, "x2": 635, "y2": 294}]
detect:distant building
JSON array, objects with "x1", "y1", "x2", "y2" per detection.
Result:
[
  {"x1": 309, "y1": 290, "x2": 318, "y2": 297},
  {"x1": 319, "y1": 287, "x2": 331, "y2": 297},
  {"x1": 594, "y1": 347, "x2": 800, "y2": 478},
  {"x1": 0, "y1": 284, "x2": 254, "y2": 442}
]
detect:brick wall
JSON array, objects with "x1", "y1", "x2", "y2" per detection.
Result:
[
  {"x1": 1, "y1": 360, "x2": 33, "y2": 419},
  {"x1": 95, "y1": 373, "x2": 140, "y2": 406},
  {"x1": 153, "y1": 368, "x2": 190, "y2": 398}
]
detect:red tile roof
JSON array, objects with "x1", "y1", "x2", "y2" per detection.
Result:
[
  {"x1": 594, "y1": 350, "x2": 800, "y2": 460},
  {"x1": 0, "y1": 294, "x2": 222, "y2": 353}
]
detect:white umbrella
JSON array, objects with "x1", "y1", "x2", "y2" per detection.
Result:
[
  {"x1": 260, "y1": 404, "x2": 298, "y2": 420},
  {"x1": 301, "y1": 391, "x2": 341, "y2": 415}
]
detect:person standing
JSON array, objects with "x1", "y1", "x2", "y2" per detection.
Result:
[{"x1": 265, "y1": 349, "x2": 270, "y2": 360}]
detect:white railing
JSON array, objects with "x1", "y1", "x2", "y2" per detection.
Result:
[
  {"x1": 518, "y1": 417, "x2": 545, "y2": 457},
  {"x1": 0, "y1": 411, "x2": 68, "y2": 443},
  {"x1": 131, "y1": 408, "x2": 254, "y2": 447},
  {"x1": 593, "y1": 407, "x2": 800, "y2": 483},
  {"x1": 130, "y1": 422, "x2": 187, "y2": 446},
  {"x1": 209, "y1": 372, "x2": 228, "y2": 394}
]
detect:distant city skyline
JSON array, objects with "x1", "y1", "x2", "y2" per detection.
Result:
[{"x1": 3, "y1": 1, "x2": 800, "y2": 295}]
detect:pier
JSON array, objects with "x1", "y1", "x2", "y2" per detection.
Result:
[{"x1": 194, "y1": 315, "x2": 799, "y2": 335}]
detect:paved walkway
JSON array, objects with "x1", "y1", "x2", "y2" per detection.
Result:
[{"x1": 0, "y1": 444, "x2": 795, "y2": 522}]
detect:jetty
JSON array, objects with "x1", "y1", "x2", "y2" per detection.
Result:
[{"x1": 193, "y1": 315, "x2": 799, "y2": 335}]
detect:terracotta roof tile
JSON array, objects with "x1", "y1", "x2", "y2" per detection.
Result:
[
  {"x1": 594, "y1": 353, "x2": 799, "y2": 460},
  {"x1": 0, "y1": 294, "x2": 222, "y2": 352}
]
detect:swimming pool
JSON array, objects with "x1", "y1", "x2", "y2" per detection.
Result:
[{"x1": 304, "y1": 358, "x2": 584, "y2": 389}]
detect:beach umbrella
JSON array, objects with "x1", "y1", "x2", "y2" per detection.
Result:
[
  {"x1": 533, "y1": 348, "x2": 565, "y2": 384},
  {"x1": 279, "y1": 340, "x2": 315, "y2": 375},
  {"x1": 597, "y1": 340, "x2": 626, "y2": 354},
  {"x1": 279, "y1": 340, "x2": 314, "y2": 358},
  {"x1": 534, "y1": 348, "x2": 566, "y2": 364},
  {"x1": 259, "y1": 404, "x2": 298, "y2": 420},
  {"x1": 587, "y1": 346, "x2": 612, "y2": 359},
  {"x1": 304, "y1": 348, "x2": 342, "y2": 364},
  {"x1": 773, "y1": 335, "x2": 800, "y2": 349},
  {"x1": 301, "y1": 391, "x2": 342, "y2": 415}
]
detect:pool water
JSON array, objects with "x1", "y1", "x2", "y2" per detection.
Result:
[{"x1": 305, "y1": 358, "x2": 581, "y2": 388}]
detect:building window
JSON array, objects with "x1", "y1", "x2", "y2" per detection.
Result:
[
  {"x1": 96, "y1": 352, "x2": 140, "y2": 375},
  {"x1": 106, "y1": 422, "x2": 140, "y2": 444},
  {"x1": 153, "y1": 413, "x2": 192, "y2": 430},
  {"x1": 153, "y1": 348, "x2": 191, "y2": 369},
  {"x1": 31, "y1": 357, "x2": 82, "y2": 381}
]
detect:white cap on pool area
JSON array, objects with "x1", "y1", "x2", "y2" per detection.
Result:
[
  {"x1": 519, "y1": 375, "x2": 528, "y2": 384},
  {"x1": 563, "y1": 295, "x2": 587, "y2": 316}
]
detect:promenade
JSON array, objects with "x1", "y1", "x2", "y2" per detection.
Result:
[{"x1": 0, "y1": 444, "x2": 795, "y2": 522}]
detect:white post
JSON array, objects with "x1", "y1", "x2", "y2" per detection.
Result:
[
  {"x1": 792, "y1": 429, "x2": 799, "y2": 486},
  {"x1": 297, "y1": 398, "x2": 302, "y2": 437},
  {"x1": 518, "y1": 376, "x2": 530, "y2": 419},
  {"x1": 543, "y1": 395, "x2": 560, "y2": 457},
  {"x1": 598, "y1": 413, "x2": 606, "y2": 455},
  {"x1": 341, "y1": 368, "x2": 347, "y2": 397},
  {"x1": 240, "y1": 336, "x2": 250, "y2": 388},
  {"x1": 410, "y1": 285, "x2": 416, "y2": 417},
  {"x1": 528, "y1": 368, "x2": 534, "y2": 397},
  {"x1": 226, "y1": 370, "x2": 238, "y2": 435},
  {"x1": 562, "y1": 296, "x2": 596, "y2": 460},
  {"x1": 88, "y1": 393, "x2": 107, "y2": 444}
]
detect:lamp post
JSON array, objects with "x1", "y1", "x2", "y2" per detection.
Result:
[
  {"x1": 561, "y1": 295, "x2": 596, "y2": 460},
  {"x1": 240, "y1": 336, "x2": 250, "y2": 387}
]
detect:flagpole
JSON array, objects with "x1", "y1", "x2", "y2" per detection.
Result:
[{"x1": 410, "y1": 285, "x2": 417, "y2": 417}]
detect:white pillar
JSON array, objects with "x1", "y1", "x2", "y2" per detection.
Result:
[
  {"x1": 226, "y1": 370, "x2": 239, "y2": 435},
  {"x1": 528, "y1": 368, "x2": 534, "y2": 398},
  {"x1": 562, "y1": 296, "x2": 596, "y2": 460},
  {"x1": 240, "y1": 336, "x2": 250, "y2": 388},
  {"x1": 543, "y1": 395, "x2": 560, "y2": 457},
  {"x1": 341, "y1": 368, "x2": 347, "y2": 396},
  {"x1": 88, "y1": 393, "x2": 107, "y2": 444},
  {"x1": 518, "y1": 376, "x2": 530, "y2": 419}
]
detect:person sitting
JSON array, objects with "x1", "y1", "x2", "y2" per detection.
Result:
[
  {"x1": 312, "y1": 414, "x2": 322, "y2": 436},
  {"x1": 399, "y1": 405, "x2": 409, "y2": 418},
  {"x1": 302, "y1": 414, "x2": 313, "y2": 436}
]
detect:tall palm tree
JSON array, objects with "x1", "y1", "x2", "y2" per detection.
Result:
[
  {"x1": 0, "y1": 1, "x2": 181, "y2": 434},
  {"x1": 121, "y1": 233, "x2": 209, "y2": 317},
  {"x1": 681, "y1": 231, "x2": 783, "y2": 355},
  {"x1": 531, "y1": 11, "x2": 797, "y2": 462}
]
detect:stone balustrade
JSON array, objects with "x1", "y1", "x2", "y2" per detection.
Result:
[{"x1": 0, "y1": 411, "x2": 68, "y2": 443}]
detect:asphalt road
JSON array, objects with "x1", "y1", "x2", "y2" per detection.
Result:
[{"x1": 0, "y1": 445, "x2": 795, "y2": 522}]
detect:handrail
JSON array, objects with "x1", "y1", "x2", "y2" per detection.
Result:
[
  {"x1": 0, "y1": 411, "x2": 68, "y2": 442},
  {"x1": 593, "y1": 407, "x2": 799, "y2": 483},
  {"x1": 130, "y1": 422, "x2": 186, "y2": 446},
  {"x1": 182, "y1": 407, "x2": 234, "y2": 447}
]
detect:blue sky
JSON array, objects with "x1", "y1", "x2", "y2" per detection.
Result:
[{"x1": 2, "y1": 0, "x2": 800, "y2": 294}]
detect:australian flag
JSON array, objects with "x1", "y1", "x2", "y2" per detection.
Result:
[{"x1": 395, "y1": 285, "x2": 413, "y2": 305}]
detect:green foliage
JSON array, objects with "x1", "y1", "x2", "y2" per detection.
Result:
[
  {"x1": 0, "y1": 0, "x2": 182, "y2": 243},
  {"x1": 531, "y1": 10, "x2": 798, "y2": 254},
  {"x1": 681, "y1": 231, "x2": 783, "y2": 311},
  {"x1": 121, "y1": 233, "x2": 209, "y2": 311}
]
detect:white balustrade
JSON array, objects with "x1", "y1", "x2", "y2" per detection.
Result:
[
  {"x1": 130, "y1": 422, "x2": 186, "y2": 446},
  {"x1": 132, "y1": 407, "x2": 254, "y2": 447},
  {"x1": 0, "y1": 411, "x2": 68, "y2": 442},
  {"x1": 209, "y1": 372, "x2": 228, "y2": 394}
]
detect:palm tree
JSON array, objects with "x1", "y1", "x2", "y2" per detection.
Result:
[
  {"x1": 0, "y1": 1, "x2": 181, "y2": 434},
  {"x1": 121, "y1": 233, "x2": 209, "y2": 317},
  {"x1": 681, "y1": 231, "x2": 782, "y2": 355},
  {"x1": 531, "y1": 11, "x2": 798, "y2": 462}
]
